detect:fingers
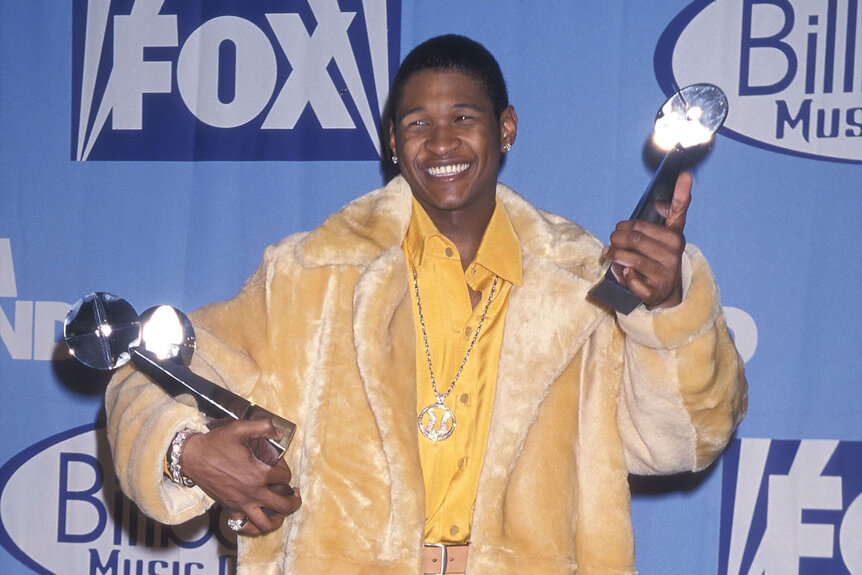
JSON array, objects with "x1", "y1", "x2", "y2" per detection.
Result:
[
  {"x1": 618, "y1": 265, "x2": 682, "y2": 309},
  {"x1": 664, "y1": 171, "x2": 692, "y2": 232},
  {"x1": 603, "y1": 219, "x2": 685, "y2": 308},
  {"x1": 605, "y1": 220, "x2": 685, "y2": 271},
  {"x1": 263, "y1": 461, "x2": 293, "y2": 486},
  {"x1": 226, "y1": 512, "x2": 255, "y2": 535},
  {"x1": 226, "y1": 488, "x2": 302, "y2": 536},
  {"x1": 250, "y1": 436, "x2": 285, "y2": 466},
  {"x1": 182, "y1": 418, "x2": 301, "y2": 536},
  {"x1": 228, "y1": 417, "x2": 283, "y2": 443},
  {"x1": 258, "y1": 486, "x2": 302, "y2": 519},
  {"x1": 601, "y1": 172, "x2": 692, "y2": 308}
]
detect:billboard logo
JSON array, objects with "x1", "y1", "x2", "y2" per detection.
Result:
[
  {"x1": 0, "y1": 424, "x2": 238, "y2": 574},
  {"x1": 718, "y1": 438, "x2": 862, "y2": 574},
  {"x1": 656, "y1": 0, "x2": 862, "y2": 163},
  {"x1": 72, "y1": 0, "x2": 401, "y2": 161}
]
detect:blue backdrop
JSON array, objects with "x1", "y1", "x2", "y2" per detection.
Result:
[{"x1": 1, "y1": 1, "x2": 860, "y2": 573}]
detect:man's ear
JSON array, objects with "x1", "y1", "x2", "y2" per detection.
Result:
[
  {"x1": 500, "y1": 105, "x2": 518, "y2": 151},
  {"x1": 388, "y1": 120, "x2": 397, "y2": 157}
]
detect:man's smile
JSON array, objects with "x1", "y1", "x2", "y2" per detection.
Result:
[{"x1": 425, "y1": 162, "x2": 471, "y2": 178}]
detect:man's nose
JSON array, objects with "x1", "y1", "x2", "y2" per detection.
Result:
[{"x1": 426, "y1": 124, "x2": 459, "y2": 155}]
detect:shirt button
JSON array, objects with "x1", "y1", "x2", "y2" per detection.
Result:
[
  {"x1": 445, "y1": 247, "x2": 454, "y2": 257},
  {"x1": 449, "y1": 524, "x2": 460, "y2": 536},
  {"x1": 460, "y1": 393, "x2": 470, "y2": 404},
  {"x1": 464, "y1": 326, "x2": 473, "y2": 338},
  {"x1": 458, "y1": 456, "x2": 468, "y2": 469}
]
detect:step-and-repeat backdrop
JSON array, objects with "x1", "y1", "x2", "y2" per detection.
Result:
[{"x1": 1, "y1": 1, "x2": 860, "y2": 574}]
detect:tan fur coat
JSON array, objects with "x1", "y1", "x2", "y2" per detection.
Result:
[{"x1": 106, "y1": 176, "x2": 747, "y2": 574}]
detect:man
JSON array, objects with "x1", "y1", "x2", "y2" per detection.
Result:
[{"x1": 106, "y1": 35, "x2": 747, "y2": 574}]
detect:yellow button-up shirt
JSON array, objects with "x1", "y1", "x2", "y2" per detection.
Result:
[{"x1": 403, "y1": 196, "x2": 523, "y2": 544}]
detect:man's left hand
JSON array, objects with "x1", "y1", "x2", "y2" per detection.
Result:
[{"x1": 602, "y1": 171, "x2": 692, "y2": 309}]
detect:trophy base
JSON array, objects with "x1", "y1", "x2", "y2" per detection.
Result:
[{"x1": 588, "y1": 267, "x2": 642, "y2": 315}]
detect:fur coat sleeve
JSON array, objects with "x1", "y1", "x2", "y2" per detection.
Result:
[{"x1": 615, "y1": 247, "x2": 748, "y2": 474}]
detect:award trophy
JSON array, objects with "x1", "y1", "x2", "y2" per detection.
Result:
[
  {"x1": 64, "y1": 292, "x2": 297, "y2": 464},
  {"x1": 587, "y1": 83, "x2": 729, "y2": 314}
]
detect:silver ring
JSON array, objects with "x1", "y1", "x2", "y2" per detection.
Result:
[{"x1": 227, "y1": 516, "x2": 248, "y2": 532}]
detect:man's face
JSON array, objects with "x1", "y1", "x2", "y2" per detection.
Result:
[{"x1": 389, "y1": 70, "x2": 517, "y2": 224}]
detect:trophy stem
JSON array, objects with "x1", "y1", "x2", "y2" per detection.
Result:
[
  {"x1": 131, "y1": 347, "x2": 254, "y2": 420},
  {"x1": 630, "y1": 146, "x2": 684, "y2": 225}
]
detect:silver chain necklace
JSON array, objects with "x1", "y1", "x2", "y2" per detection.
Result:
[{"x1": 413, "y1": 267, "x2": 498, "y2": 441}]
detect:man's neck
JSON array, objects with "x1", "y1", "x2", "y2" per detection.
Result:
[{"x1": 419, "y1": 198, "x2": 496, "y2": 272}]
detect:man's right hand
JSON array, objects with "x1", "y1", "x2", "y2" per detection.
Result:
[{"x1": 180, "y1": 418, "x2": 302, "y2": 535}]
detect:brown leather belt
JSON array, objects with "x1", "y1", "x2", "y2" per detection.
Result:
[{"x1": 422, "y1": 543, "x2": 469, "y2": 574}]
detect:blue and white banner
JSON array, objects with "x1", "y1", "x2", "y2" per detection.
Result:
[
  {"x1": 1, "y1": 1, "x2": 859, "y2": 573},
  {"x1": 719, "y1": 439, "x2": 862, "y2": 574},
  {"x1": 72, "y1": 0, "x2": 400, "y2": 161},
  {"x1": 1, "y1": 425, "x2": 238, "y2": 575}
]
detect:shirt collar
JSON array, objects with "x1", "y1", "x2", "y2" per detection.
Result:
[{"x1": 473, "y1": 197, "x2": 523, "y2": 286}]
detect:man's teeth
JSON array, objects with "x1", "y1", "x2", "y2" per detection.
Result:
[{"x1": 426, "y1": 163, "x2": 469, "y2": 177}]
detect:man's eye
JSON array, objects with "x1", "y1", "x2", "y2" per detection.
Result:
[{"x1": 454, "y1": 115, "x2": 478, "y2": 125}]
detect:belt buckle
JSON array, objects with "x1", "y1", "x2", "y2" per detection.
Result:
[{"x1": 427, "y1": 543, "x2": 449, "y2": 575}]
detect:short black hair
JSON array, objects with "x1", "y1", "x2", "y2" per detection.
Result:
[{"x1": 387, "y1": 34, "x2": 509, "y2": 124}]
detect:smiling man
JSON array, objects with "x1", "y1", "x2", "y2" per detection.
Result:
[{"x1": 105, "y1": 35, "x2": 747, "y2": 574}]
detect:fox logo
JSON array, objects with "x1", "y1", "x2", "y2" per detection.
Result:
[{"x1": 72, "y1": 0, "x2": 400, "y2": 161}]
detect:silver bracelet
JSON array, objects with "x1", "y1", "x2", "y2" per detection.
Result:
[{"x1": 168, "y1": 428, "x2": 199, "y2": 487}]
